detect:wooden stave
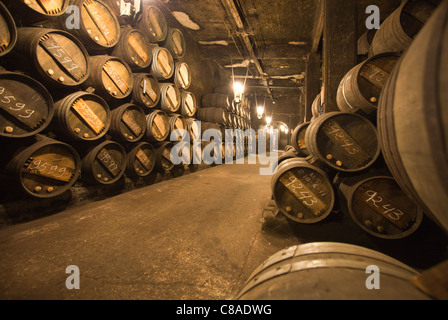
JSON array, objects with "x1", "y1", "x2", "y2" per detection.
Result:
[
  {"x1": 0, "y1": 2, "x2": 17, "y2": 57},
  {"x1": 291, "y1": 122, "x2": 311, "y2": 157}
]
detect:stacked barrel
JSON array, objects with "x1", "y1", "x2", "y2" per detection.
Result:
[
  {"x1": 275, "y1": 0, "x2": 446, "y2": 240},
  {"x1": 0, "y1": 1, "x2": 207, "y2": 200}
]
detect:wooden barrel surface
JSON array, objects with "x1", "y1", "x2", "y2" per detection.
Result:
[
  {"x1": 125, "y1": 142, "x2": 156, "y2": 178},
  {"x1": 79, "y1": 139, "x2": 126, "y2": 185},
  {"x1": 159, "y1": 83, "x2": 181, "y2": 114},
  {"x1": 84, "y1": 55, "x2": 134, "y2": 101},
  {"x1": 135, "y1": 5, "x2": 168, "y2": 43},
  {"x1": 163, "y1": 27, "x2": 186, "y2": 60},
  {"x1": 131, "y1": 73, "x2": 161, "y2": 110},
  {"x1": 168, "y1": 113, "x2": 187, "y2": 141},
  {"x1": 5, "y1": 0, "x2": 69, "y2": 23},
  {"x1": 185, "y1": 118, "x2": 201, "y2": 143},
  {"x1": 336, "y1": 53, "x2": 400, "y2": 118},
  {"x1": 145, "y1": 109, "x2": 169, "y2": 143},
  {"x1": 0, "y1": 2, "x2": 17, "y2": 57},
  {"x1": 53, "y1": 91, "x2": 110, "y2": 141},
  {"x1": 173, "y1": 62, "x2": 191, "y2": 90},
  {"x1": 154, "y1": 141, "x2": 175, "y2": 172},
  {"x1": 0, "y1": 71, "x2": 54, "y2": 138},
  {"x1": 180, "y1": 91, "x2": 197, "y2": 118},
  {"x1": 370, "y1": 0, "x2": 439, "y2": 56},
  {"x1": 109, "y1": 103, "x2": 146, "y2": 143},
  {"x1": 291, "y1": 122, "x2": 311, "y2": 157},
  {"x1": 60, "y1": 0, "x2": 120, "y2": 52},
  {"x1": 238, "y1": 242, "x2": 430, "y2": 300},
  {"x1": 358, "y1": 29, "x2": 377, "y2": 56},
  {"x1": 1, "y1": 135, "x2": 81, "y2": 199},
  {"x1": 13, "y1": 28, "x2": 90, "y2": 88},
  {"x1": 305, "y1": 112, "x2": 380, "y2": 172},
  {"x1": 150, "y1": 47, "x2": 175, "y2": 80},
  {"x1": 377, "y1": 0, "x2": 448, "y2": 233},
  {"x1": 196, "y1": 108, "x2": 228, "y2": 125},
  {"x1": 271, "y1": 158, "x2": 335, "y2": 224},
  {"x1": 111, "y1": 27, "x2": 155, "y2": 70},
  {"x1": 335, "y1": 173, "x2": 424, "y2": 239},
  {"x1": 202, "y1": 93, "x2": 231, "y2": 111}
]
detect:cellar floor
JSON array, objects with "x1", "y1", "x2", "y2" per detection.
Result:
[{"x1": 0, "y1": 155, "x2": 447, "y2": 300}]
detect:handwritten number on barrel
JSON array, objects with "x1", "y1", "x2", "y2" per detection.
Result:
[
  {"x1": 0, "y1": 87, "x2": 36, "y2": 119},
  {"x1": 365, "y1": 190, "x2": 404, "y2": 221},
  {"x1": 28, "y1": 160, "x2": 68, "y2": 178}
]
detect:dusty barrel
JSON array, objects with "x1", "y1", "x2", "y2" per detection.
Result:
[
  {"x1": 305, "y1": 112, "x2": 380, "y2": 172},
  {"x1": 4, "y1": 0, "x2": 69, "y2": 24},
  {"x1": 377, "y1": 0, "x2": 448, "y2": 233},
  {"x1": 154, "y1": 141, "x2": 175, "y2": 172},
  {"x1": 0, "y1": 2, "x2": 17, "y2": 57},
  {"x1": 0, "y1": 72, "x2": 54, "y2": 139},
  {"x1": 111, "y1": 27, "x2": 155, "y2": 70},
  {"x1": 196, "y1": 108, "x2": 228, "y2": 125},
  {"x1": 291, "y1": 122, "x2": 311, "y2": 157},
  {"x1": 145, "y1": 109, "x2": 169, "y2": 143},
  {"x1": 59, "y1": 0, "x2": 120, "y2": 52},
  {"x1": 53, "y1": 91, "x2": 110, "y2": 142},
  {"x1": 336, "y1": 53, "x2": 400, "y2": 118},
  {"x1": 84, "y1": 55, "x2": 133, "y2": 101},
  {"x1": 125, "y1": 142, "x2": 156, "y2": 178},
  {"x1": 173, "y1": 62, "x2": 192, "y2": 90},
  {"x1": 131, "y1": 73, "x2": 160, "y2": 110},
  {"x1": 202, "y1": 93, "x2": 231, "y2": 111},
  {"x1": 358, "y1": 29, "x2": 377, "y2": 56},
  {"x1": 159, "y1": 83, "x2": 181, "y2": 114},
  {"x1": 109, "y1": 103, "x2": 146, "y2": 143},
  {"x1": 180, "y1": 91, "x2": 197, "y2": 118},
  {"x1": 150, "y1": 47, "x2": 175, "y2": 81},
  {"x1": 163, "y1": 28, "x2": 186, "y2": 60},
  {"x1": 79, "y1": 139, "x2": 126, "y2": 185},
  {"x1": 168, "y1": 114, "x2": 187, "y2": 141},
  {"x1": 370, "y1": 0, "x2": 439, "y2": 56},
  {"x1": 11, "y1": 28, "x2": 90, "y2": 88},
  {"x1": 335, "y1": 173, "x2": 424, "y2": 239},
  {"x1": 311, "y1": 93, "x2": 322, "y2": 119},
  {"x1": 271, "y1": 158, "x2": 335, "y2": 223},
  {"x1": 135, "y1": 5, "x2": 168, "y2": 43},
  {"x1": 237, "y1": 242, "x2": 430, "y2": 300},
  {"x1": 0, "y1": 135, "x2": 81, "y2": 199}
]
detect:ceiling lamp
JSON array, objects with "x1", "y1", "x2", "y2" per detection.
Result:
[{"x1": 233, "y1": 82, "x2": 245, "y2": 103}]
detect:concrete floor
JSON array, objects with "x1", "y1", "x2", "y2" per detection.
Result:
[{"x1": 0, "y1": 157, "x2": 447, "y2": 300}]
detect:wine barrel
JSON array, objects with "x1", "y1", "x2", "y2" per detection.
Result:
[
  {"x1": 0, "y1": 2, "x2": 17, "y2": 57},
  {"x1": 185, "y1": 118, "x2": 201, "y2": 143},
  {"x1": 125, "y1": 142, "x2": 156, "y2": 178},
  {"x1": 59, "y1": 0, "x2": 120, "y2": 53},
  {"x1": 53, "y1": 91, "x2": 110, "y2": 142},
  {"x1": 168, "y1": 114, "x2": 187, "y2": 141},
  {"x1": 358, "y1": 29, "x2": 377, "y2": 56},
  {"x1": 370, "y1": 0, "x2": 439, "y2": 56},
  {"x1": 1, "y1": 135, "x2": 81, "y2": 199},
  {"x1": 154, "y1": 141, "x2": 175, "y2": 172},
  {"x1": 79, "y1": 139, "x2": 126, "y2": 185},
  {"x1": 150, "y1": 47, "x2": 175, "y2": 81},
  {"x1": 202, "y1": 93, "x2": 231, "y2": 111},
  {"x1": 159, "y1": 83, "x2": 181, "y2": 114},
  {"x1": 109, "y1": 103, "x2": 146, "y2": 143},
  {"x1": 291, "y1": 122, "x2": 311, "y2": 157},
  {"x1": 84, "y1": 55, "x2": 134, "y2": 101},
  {"x1": 0, "y1": 72, "x2": 54, "y2": 139},
  {"x1": 201, "y1": 122, "x2": 225, "y2": 141},
  {"x1": 131, "y1": 73, "x2": 161, "y2": 110},
  {"x1": 180, "y1": 91, "x2": 197, "y2": 118},
  {"x1": 305, "y1": 112, "x2": 380, "y2": 172},
  {"x1": 196, "y1": 108, "x2": 228, "y2": 125},
  {"x1": 145, "y1": 110, "x2": 169, "y2": 143},
  {"x1": 238, "y1": 242, "x2": 430, "y2": 300},
  {"x1": 163, "y1": 28, "x2": 186, "y2": 60},
  {"x1": 135, "y1": 5, "x2": 168, "y2": 43},
  {"x1": 377, "y1": 0, "x2": 448, "y2": 233},
  {"x1": 311, "y1": 93, "x2": 322, "y2": 119},
  {"x1": 335, "y1": 173, "x2": 424, "y2": 239},
  {"x1": 111, "y1": 27, "x2": 155, "y2": 70},
  {"x1": 4, "y1": 0, "x2": 69, "y2": 24},
  {"x1": 173, "y1": 62, "x2": 192, "y2": 90},
  {"x1": 271, "y1": 158, "x2": 335, "y2": 223},
  {"x1": 336, "y1": 53, "x2": 400, "y2": 118},
  {"x1": 12, "y1": 28, "x2": 90, "y2": 88}
]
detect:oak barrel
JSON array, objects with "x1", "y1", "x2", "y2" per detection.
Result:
[
  {"x1": 377, "y1": 0, "x2": 448, "y2": 233},
  {"x1": 271, "y1": 158, "x2": 335, "y2": 224},
  {"x1": 163, "y1": 27, "x2": 186, "y2": 60},
  {"x1": 196, "y1": 108, "x2": 228, "y2": 125},
  {"x1": 1, "y1": 135, "x2": 81, "y2": 199},
  {"x1": 358, "y1": 29, "x2": 377, "y2": 56},
  {"x1": 0, "y1": 71, "x2": 54, "y2": 138},
  {"x1": 185, "y1": 118, "x2": 201, "y2": 143},
  {"x1": 180, "y1": 91, "x2": 197, "y2": 118},
  {"x1": 150, "y1": 47, "x2": 175, "y2": 81},
  {"x1": 84, "y1": 55, "x2": 134, "y2": 101},
  {"x1": 135, "y1": 5, "x2": 168, "y2": 43},
  {"x1": 291, "y1": 122, "x2": 311, "y2": 157},
  {"x1": 145, "y1": 109, "x2": 169, "y2": 143},
  {"x1": 131, "y1": 73, "x2": 161, "y2": 110},
  {"x1": 53, "y1": 91, "x2": 110, "y2": 142},
  {"x1": 201, "y1": 93, "x2": 231, "y2": 111},
  {"x1": 0, "y1": 2, "x2": 17, "y2": 57},
  {"x1": 336, "y1": 53, "x2": 400, "y2": 118},
  {"x1": 305, "y1": 112, "x2": 380, "y2": 172},
  {"x1": 238, "y1": 242, "x2": 430, "y2": 300},
  {"x1": 159, "y1": 83, "x2": 181, "y2": 114},
  {"x1": 125, "y1": 142, "x2": 156, "y2": 178},
  {"x1": 4, "y1": 0, "x2": 69, "y2": 24},
  {"x1": 109, "y1": 103, "x2": 146, "y2": 143},
  {"x1": 173, "y1": 62, "x2": 192, "y2": 90},
  {"x1": 154, "y1": 141, "x2": 175, "y2": 172},
  {"x1": 335, "y1": 173, "x2": 424, "y2": 239}
]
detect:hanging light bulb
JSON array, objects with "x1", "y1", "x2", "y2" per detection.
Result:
[
  {"x1": 233, "y1": 82, "x2": 245, "y2": 103},
  {"x1": 256, "y1": 105, "x2": 264, "y2": 120},
  {"x1": 266, "y1": 116, "x2": 272, "y2": 126}
]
